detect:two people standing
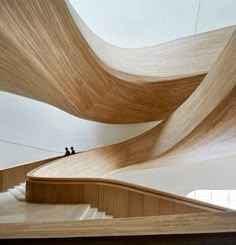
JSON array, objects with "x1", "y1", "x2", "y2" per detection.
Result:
[{"x1": 64, "y1": 147, "x2": 76, "y2": 156}]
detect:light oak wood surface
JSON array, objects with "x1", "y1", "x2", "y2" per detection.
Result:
[
  {"x1": 0, "y1": 211, "x2": 236, "y2": 239},
  {"x1": 1, "y1": 0, "x2": 236, "y2": 239},
  {"x1": 28, "y1": 29, "x2": 236, "y2": 179},
  {"x1": 25, "y1": 29, "x2": 236, "y2": 213},
  {"x1": 26, "y1": 178, "x2": 228, "y2": 217},
  {"x1": 0, "y1": 0, "x2": 235, "y2": 123},
  {"x1": 66, "y1": 0, "x2": 235, "y2": 81}
]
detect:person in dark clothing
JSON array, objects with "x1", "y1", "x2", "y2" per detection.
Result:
[
  {"x1": 64, "y1": 147, "x2": 70, "y2": 156},
  {"x1": 70, "y1": 146, "x2": 76, "y2": 154}
]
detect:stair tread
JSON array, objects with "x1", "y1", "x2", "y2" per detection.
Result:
[
  {"x1": 94, "y1": 211, "x2": 105, "y2": 219},
  {"x1": 103, "y1": 215, "x2": 113, "y2": 219},
  {"x1": 8, "y1": 188, "x2": 25, "y2": 201},
  {"x1": 81, "y1": 208, "x2": 97, "y2": 220},
  {"x1": 69, "y1": 204, "x2": 90, "y2": 220},
  {"x1": 15, "y1": 185, "x2": 25, "y2": 195}
]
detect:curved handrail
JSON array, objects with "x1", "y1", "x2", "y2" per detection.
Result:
[{"x1": 26, "y1": 176, "x2": 228, "y2": 211}]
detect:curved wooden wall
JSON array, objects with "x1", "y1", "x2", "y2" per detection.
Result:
[
  {"x1": 0, "y1": 0, "x2": 235, "y2": 123},
  {"x1": 26, "y1": 29, "x2": 236, "y2": 213},
  {"x1": 26, "y1": 178, "x2": 227, "y2": 218}
]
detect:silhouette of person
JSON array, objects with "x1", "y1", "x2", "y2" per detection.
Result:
[
  {"x1": 70, "y1": 146, "x2": 76, "y2": 155},
  {"x1": 64, "y1": 147, "x2": 70, "y2": 156}
]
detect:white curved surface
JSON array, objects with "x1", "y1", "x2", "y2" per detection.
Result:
[
  {"x1": 109, "y1": 154, "x2": 236, "y2": 196},
  {"x1": 69, "y1": 0, "x2": 236, "y2": 48},
  {"x1": 0, "y1": 92, "x2": 158, "y2": 168}
]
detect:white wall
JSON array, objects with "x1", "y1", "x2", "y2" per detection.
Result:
[
  {"x1": 196, "y1": 0, "x2": 236, "y2": 33},
  {"x1": 109, "y1": 154, "x2": 236, "y2": 196},
  {"x1": 0, "y1": 92, "x2": 158, "y2": 168},
  {"x1": 69, "y1": 0, "x2": 236, "y2": 48},
  {"x1": 68, "y1": 0, "x2": 199, "y2": 47}
]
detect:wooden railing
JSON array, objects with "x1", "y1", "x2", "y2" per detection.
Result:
[{"x1": 26, "y1": 177, "x2": 228, "y2": 218}]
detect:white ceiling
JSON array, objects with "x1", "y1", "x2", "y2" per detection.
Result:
[{"x1": 69, "y1": 0, "x2": 236, "y2": 48}]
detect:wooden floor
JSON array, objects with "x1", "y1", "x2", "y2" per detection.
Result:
[
  {"x1": 0, "y1": 0, "x2": 235, "y2": 123},
  {"x1": 1, "y1": 211, "x2": 236, "y2": 239}
]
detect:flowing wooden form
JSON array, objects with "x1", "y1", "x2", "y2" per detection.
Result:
[
  {"x1": 28, "y1": 29, "x2": 236, "y2": 179},
  {"x1": 0, "y1": 0, "x2": 235, "y2": 123},
  {"x1": 1, "y1": 0, "x2": 236, "y2": 241},
  {"x1": 26, "y1": 30, "x2": 236, "y2": 211},
  {"x1": 26, "y1": 178, "x2": 227, "y2": 217}
]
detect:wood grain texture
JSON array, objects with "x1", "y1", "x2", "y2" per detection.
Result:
[
  {"x1": 0, "y1": 0, "x2": 235, "y2": 123},
  {"x1": 66, "y1": 0, "x2": 235, "y2": 81},
  {"x1": 28, "y1": 29, "x2": 236, "y2": 179},
  {"x1": 26, "y1": 178, "x2": 228, "y2": 218},
  {"x1": 0, "y1": 156, "x2": 62, "y2": 192},
  {"x1": 26, "y1": 29, "x2": 236, "y2": 213},
  {"x1": 1, "y1": 0, "x2": 236, "y2": 240},
  {"x1": 0, "y1": 211, "x2": 236, "y2": 239}
]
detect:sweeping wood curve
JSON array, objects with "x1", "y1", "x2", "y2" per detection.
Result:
[
  {"x1": 0, "y1": 0, "x2": 235, "y2": 123},
  {"x1": 26, "y1": 178, "x2": 228, "y2": 218},
  {"x1": 27, "y1": 29, "x2": 236, "y2": 178},
  {"x1": 26, "y1": 29, "x2": 236, "y2": 213},
  {"x1": 1, "y1": 0, "x2": 236, "y2": 241}
]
